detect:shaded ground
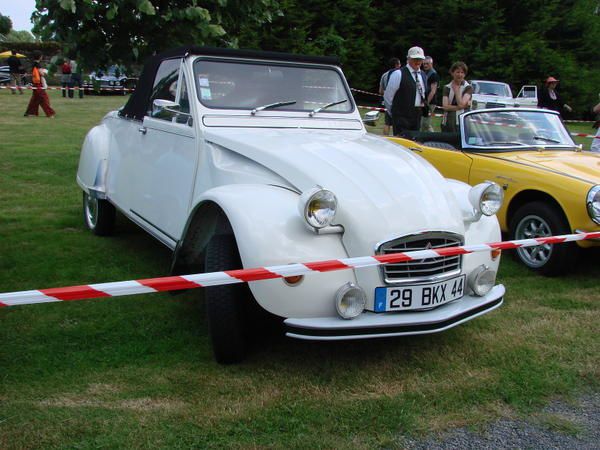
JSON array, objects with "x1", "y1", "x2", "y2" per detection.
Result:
[{"x1": 402, "y1": 392, "x2": 600, "y2": 450}]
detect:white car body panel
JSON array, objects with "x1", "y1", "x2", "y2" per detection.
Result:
[
  {"x1": 77, "y1": 50, "x2": 505, "y2": 340},
  {"x1": 514, "y1": 85, "x2": 538, "y2": 107}
]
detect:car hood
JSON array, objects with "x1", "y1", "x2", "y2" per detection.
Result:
[
  {"x1": 204, "y1": 127, "x2": 466, "y2": 248},
  {"x1": 479, "y1": 150, "x2": 600, "y2": 184}
]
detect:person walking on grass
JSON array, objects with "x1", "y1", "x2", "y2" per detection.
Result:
[
  {"x1": 24, "y1": 51, "x2": 56, "y2": 118},
  {"x1": 6, "y1": 50, "x2": 24, "y2": 94}
]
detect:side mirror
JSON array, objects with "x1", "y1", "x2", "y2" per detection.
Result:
[
  {"x1": 152, "y1": 99, "x2": 191, "y2": 123},
  {"x1": 153, "y1": 99, "x2": 180, "y2": 115},
  {"x1": 362, "y1": 110, "x2": 380, "y2": 127}
]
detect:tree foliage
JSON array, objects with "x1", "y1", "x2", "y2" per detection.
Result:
[
  {"x1": 32, "y1": 0, "x2": 279, "y2": 69},
  {"x1": 0, "y1": 13, "x2": 13, "y2": 35},
  {"x1": 32, "y1": 0, "x2": 600, "y2": 116},
  {"x1": 6, "y1": 30, "x2": 36, "y2": 43}
]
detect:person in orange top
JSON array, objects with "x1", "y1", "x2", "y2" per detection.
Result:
[{"x1": 24, "y1": 51, "x2": 56, "y2": 118}]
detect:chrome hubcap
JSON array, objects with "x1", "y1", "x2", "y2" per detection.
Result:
[{"x1": 515, "y1": 214, "x2": 553, "y2": 268}]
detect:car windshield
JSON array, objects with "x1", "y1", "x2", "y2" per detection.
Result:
[
  {"x1": 474, "y1": 82, "x2": 511, "y2": 97},
  {"x1": 462, "y1": 110, "x2": 576, "y2": 150},
  {"x1": 193, "y1": 59, "x2": 352, "y2": 113}
]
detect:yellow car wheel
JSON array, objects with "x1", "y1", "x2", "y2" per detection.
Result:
[{"x1": 510, "y1": 202, "x2": 577, "y2": 276}]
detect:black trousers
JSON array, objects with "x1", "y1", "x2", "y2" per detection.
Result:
[{"x1": 392, "y1": 107, "x2": 422, "y2": 136}]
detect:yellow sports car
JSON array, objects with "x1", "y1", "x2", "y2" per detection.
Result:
[{"x1": 386, "y1": 108, "x2": 600, "y2": 275}]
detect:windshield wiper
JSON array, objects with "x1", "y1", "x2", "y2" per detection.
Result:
[
  {"x1": 487, "y1": 141, "x2": 532, "y2": 147},
  {"x1": 251, "y1": 100, "x2": 296, "y2": 115},
  {"x1": 533, "y1": 135, "x2": 561, "y2": 144},
  {"x1": 309, "y1": 99, "x2": 348, "y2": 117}
]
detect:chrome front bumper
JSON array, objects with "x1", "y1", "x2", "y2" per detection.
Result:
[{"x1": 285, "y1": 284, "x2": 505, "y2": 340}]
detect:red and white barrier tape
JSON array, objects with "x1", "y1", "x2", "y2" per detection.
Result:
[
  {"x1": 0, "y1": 86, "x2": 135, "y2": 92},
  {"x1": 1, "y1": 232, "x2": 598, "y2": 308},
  {"x1": 571, "y1": 132, "x2": 600, "y2": 140},
  {"x1": 351, "y1": 87, "x2": 381, "y2": 97}
]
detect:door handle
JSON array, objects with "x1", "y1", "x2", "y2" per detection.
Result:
[
  {"x1": 138, "y1": 126, "x2": 147, "y2": 135},
  {"x1": 408, "y1": 147, "x2": 422, "y2": 152}
]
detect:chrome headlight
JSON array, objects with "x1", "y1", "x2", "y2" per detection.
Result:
[
  {"x1": 587, "y1": 185, "x2": 600, "y2": 225},
  {"x1": 469, "y1": 182, "x2": 504, "y2": 217},
  {"x1": 299, "y1": 187, "x2": 337, "y2": 229}
]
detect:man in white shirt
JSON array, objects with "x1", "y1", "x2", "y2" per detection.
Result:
[{"x1": 383, "y1": 46, "x2": 427, "y2": 136}]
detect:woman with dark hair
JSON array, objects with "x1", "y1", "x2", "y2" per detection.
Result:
[
  {"x1": 24, "y1": 50, "x2": 56, "y2": 118},
  {"x1": 441, "y1": 61, "x2": 472, "y2": 132},
  {"x1": 538, "y1": 76, "x2": 572, "y2": 116}
]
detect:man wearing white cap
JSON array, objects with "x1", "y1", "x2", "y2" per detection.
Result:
[{"x1": 383, "y1": 46, "x2": 428, "y2": 135}]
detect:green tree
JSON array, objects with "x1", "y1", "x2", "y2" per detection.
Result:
[
  {"x1": 32, "y1": 0, "x2": 279, "y2": 70},
  {"x1": 237, "y1": 0, "x2": 379, "y2": 90},
  {"x1": 6, "y1": 30, "x2": 36, "y2": 42},
  {"x1": 0, "y1": 13, "x2": 13, "y2": 36}
]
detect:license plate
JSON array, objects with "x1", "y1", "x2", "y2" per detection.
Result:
[{"x1": 374, "y1": 275, "x2": 466, "y2": 312}]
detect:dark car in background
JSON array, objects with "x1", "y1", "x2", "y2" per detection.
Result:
[{"x1": 0, "y1": 66, "x2": 11, "y2": 85}]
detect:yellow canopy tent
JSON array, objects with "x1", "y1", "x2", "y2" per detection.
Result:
[{"x1": 0, "y1": 51, "x2": 27, "y2": 58}]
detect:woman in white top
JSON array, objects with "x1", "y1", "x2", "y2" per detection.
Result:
[{"x1": 441, "y1": 61, "x2": 472, "y2": 133}]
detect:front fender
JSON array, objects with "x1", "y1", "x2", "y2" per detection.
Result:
[
  {"x1": 194, "y1": 184, "x2": 356, "y2": 318},
  {"x1": 76, "y1": 123, "x2": 112, "y2": 198}
]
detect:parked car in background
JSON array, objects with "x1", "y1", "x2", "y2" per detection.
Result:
[
  {"x1": 0, "y1": 65, "x2": 11, "y2": 85},
  {"x1": 387, "y1": 108, "x2": 600, "y2": 276},
  {"x1": 83, "y1": 65, "x2": 136, "y2": 95},
  {"x1": 78, "y1": 46, "x2": 506, "y2": 364},
  {"x1": 470, "y1": 80, "x2": 516, "y2": 110},
  {"x1": 514, "y1": 85, "x2": 538, "y2": 107}
]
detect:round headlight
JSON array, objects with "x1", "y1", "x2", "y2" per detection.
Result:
[
  {"x1": 468, "y1": 265, "x2": 496, "y2": 297},
  {"x1": 299, "y1": 188, "x2": 337, "y2": 229},
  {"x1": 469, "y1": 182, "x2": 504, "y2": 217},
  {"x1": 335, "y1": 283, "x2": 366, "y2": 319},
  {"x1": 587, "y1": 185, "x2": 600, "y2": 225}
]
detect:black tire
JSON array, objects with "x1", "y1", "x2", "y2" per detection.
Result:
[
  {"x1": 509, "y1": 201, "x2": 576, "y2": 276},
  {"x1": 83, "y1": 191, "x2": 116, "y2": 236},
  {"x1": 204, "y1": 234, "x2": 249, "y2": 364}
]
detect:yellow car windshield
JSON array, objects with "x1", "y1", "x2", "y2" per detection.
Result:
[{"x1": 462, "y1": 110, "x2": 575, "y2": 150}]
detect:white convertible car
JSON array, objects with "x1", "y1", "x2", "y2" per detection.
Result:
[{"x1": 77, "y1": 47, "x2": 505, "y2": 363}]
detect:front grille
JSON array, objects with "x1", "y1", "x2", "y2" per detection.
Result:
[
  {"x1": 485, "y1": 102, "x2": 506, "y2": 108},
  {"x1": 377, "y1": 232, "x2": 463, "y2": 284}
]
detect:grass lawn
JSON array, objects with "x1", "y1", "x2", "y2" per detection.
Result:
[{"x1": 0, "y1": 91, "x2": 598, "y2": 449}]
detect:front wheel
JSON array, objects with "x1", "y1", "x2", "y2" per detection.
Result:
[
  {"x1": 204, "y1": 234, "x2": 249, "y2": 364},
  {"x1": 83, "y1": 191, "x2": 115, "y2": 236},
  {"x1": 509, "y1": 201, "x2": 576, "y2": 276}
]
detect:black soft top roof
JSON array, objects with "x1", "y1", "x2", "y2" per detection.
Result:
[{"x1": 120, "y1": 46, "x2": 341, "y2": 121}]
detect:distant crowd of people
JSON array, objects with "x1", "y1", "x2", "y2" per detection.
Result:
[
  {"x1": 378, "y1": 46, "x2": 597, "y2": 151},
  {"x1": 380, "y1": 46, "x2": 476, "y2": 137},
  {"x1": 4, "y1": 49, "x2": 84, "y2": 118}
]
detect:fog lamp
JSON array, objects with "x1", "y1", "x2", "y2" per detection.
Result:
[
  {"x1": 468, "y1": 265, "x2": 496, "y2": 297},
  {"x1": 335, "y1": 282, "x2": 366, "y2": 319}
]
